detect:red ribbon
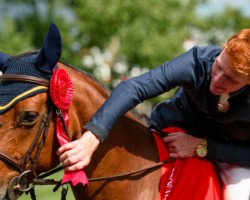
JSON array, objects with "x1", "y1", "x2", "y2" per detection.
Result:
[
  {"x1": 55, "y1": 110, "x2": 88, "y2": 186},
  {"x1": 50, "y1": 68, "x2": 88, "y2": 186}
]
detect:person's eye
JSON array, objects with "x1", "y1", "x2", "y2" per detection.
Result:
[{"x1": 217, "y1": 62, "x2": 221, "y2": 71}]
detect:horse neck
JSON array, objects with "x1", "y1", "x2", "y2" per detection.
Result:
[
  {"x1": 109, "y1": 113, "x2": 158, "y2": 158},
  {"x1": 58, "y1": 62, "x2": 109, "y2": 140},
  {"x1": 59, "y1": 63, "x2": 160, "y2": 200},
  {"x1": 59, "y1": 62, "x2": 158, "y2": 160}
]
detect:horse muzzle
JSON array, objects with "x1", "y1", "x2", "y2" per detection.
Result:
[{"x1": 6, "y1": 170, "x2": 37, "y2": 200}]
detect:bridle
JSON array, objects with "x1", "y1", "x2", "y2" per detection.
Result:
[
  {"x1": 0, "y1": 73, "x2": 176, "y2": 200},
  {"x1": 0, "y1": 74, "x2": 54, "y2": 200}
]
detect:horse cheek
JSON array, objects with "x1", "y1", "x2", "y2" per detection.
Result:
[{"x1": 0, "y1": 129, "x2": 20, "y2": 198}]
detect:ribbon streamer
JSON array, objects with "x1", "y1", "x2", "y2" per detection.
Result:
[{"x1": 50, "y1": 68, "x2": 88, "y2": 186}]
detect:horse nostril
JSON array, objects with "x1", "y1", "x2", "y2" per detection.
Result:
[{"x1": 0, "y1": 121, "x2": 2, "y2": 128}]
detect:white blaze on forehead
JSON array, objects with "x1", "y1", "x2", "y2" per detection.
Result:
[{"x1": 0, "y1": 71, "x2": 2, "y2": 76}]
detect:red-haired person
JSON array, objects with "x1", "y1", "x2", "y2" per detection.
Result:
[{"x1": 58, "y1": 29, "x2": 250, "y2": 199}]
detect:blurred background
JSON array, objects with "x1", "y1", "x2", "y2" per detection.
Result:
[
  {"x1": 1, "y1": 0, "x2": 250, "y2": 112},
  {"x1": 0, "y1": 0, "x2": 250, "y2": 199}
]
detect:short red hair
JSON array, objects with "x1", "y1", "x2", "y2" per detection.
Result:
[{"x1": 224, "y1": 29, "x2": 250, "y2": 76}]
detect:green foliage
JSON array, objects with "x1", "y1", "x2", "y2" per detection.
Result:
[
  {"x1": 0, "y1": 16, "x2": 32, "y2": 54},
  {"x1": 193, "y1": 5, "x2": 250, "y2": 45},
  {"x1": 0, "y1": 0, "x2": 77, "y2": 64},
  {"x1": 64, "y1": 0, "x2": 198, "y2": 68},
  {"x1": 0, "y1": 0, "x2": 249, "y2": 104},
  {"x1": 1, "y1": 0, "x2": 249, "y2": 68}
]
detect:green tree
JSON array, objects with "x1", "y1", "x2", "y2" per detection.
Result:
[
  {"x1": 64, "y1": 0, "x2": 199, "y2": 68},
  {"x1": 192, "y1": 5, "x2": 250, "y2": 45},
  {"x1": 1, "y1": 0, "x2": 250, "y2": 97},
  {"x1": 0, "y1": 0, "x2": 76, "y2": 63}
]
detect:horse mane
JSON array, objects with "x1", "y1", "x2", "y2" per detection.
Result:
[{"x1": 60, "y1": 60, "x2": 111, "y2": 93}]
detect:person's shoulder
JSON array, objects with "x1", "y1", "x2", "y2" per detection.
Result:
[{"x1": 191, "y1": 45, "x2": 222, "y2": 60}]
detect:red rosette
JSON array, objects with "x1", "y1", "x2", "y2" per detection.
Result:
[{"x1": 50, "y1": 68, "x2": 74, "y2": 110}]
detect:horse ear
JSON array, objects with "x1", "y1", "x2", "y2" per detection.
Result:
[
  {"x1": 35, "y1": 23, "x2": 62, "y2": 74},
  {"x1": 0, "y1": 52, "x2": 10, "y2": 72}
]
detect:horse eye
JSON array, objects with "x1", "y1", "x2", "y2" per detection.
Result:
[{"x1": 19, "y1": 111, "x2": 38, "y2": 126}]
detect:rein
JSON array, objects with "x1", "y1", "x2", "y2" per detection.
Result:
[
  {"x1": 30, "y1": 158, "x2": 176, "y2": 193},
  {"x1": 0, "y1": 73, "x2": 175, "y2": 200}
]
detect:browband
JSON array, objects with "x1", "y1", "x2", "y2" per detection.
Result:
[{"x1": 0, "y1": 74, "x2": 50, "y2": 87}]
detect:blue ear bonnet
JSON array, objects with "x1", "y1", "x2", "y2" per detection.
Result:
[
  {"x1": 0, "y1": 54, "x2": 51, "y2": 114},
  {"x1": 0, "y1": 23, "x2": 62, "y2": 114},
  {"x1": 2, "y1": 53, "x2": 52, "y2": 79}
]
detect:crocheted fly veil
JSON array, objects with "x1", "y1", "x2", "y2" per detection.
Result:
[{"x1": 0, "y1": 23, "x2": 62, "y2": 114}]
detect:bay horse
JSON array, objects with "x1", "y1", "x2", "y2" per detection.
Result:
[{"x1": 0, "y1": 24, "x2": 161, "y2": 199}]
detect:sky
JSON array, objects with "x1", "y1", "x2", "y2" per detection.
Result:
[{"x1": 197, "y1": 0, "x2": 250, "y2": 16}]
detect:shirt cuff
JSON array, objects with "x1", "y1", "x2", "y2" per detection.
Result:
[{"x1": 84, "y1": 122, "x2": 108, "y2": 143}]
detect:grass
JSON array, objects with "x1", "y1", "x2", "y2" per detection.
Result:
[{"x1": 19, "y1": 171, "x2": 75, "y2": 200}]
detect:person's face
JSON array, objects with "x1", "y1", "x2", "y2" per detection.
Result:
[{"x1": 210, "y1": 50, "x2": 250, "y2": 95}]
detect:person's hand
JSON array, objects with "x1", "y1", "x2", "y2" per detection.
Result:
[
  {"x1": 57, "y1": 130, "x2": 100, "y2": 171},
  {"x1": 163, "y1": 132, "x2": 200, "y2": 158}
]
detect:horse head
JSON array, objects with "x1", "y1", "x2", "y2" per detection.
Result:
[
  {"x1": 0, "y1": 23, "x2": 63, "y2": 200},
  {"x1": 0, "y1": 23, "x2": 161, "y2": 200}
]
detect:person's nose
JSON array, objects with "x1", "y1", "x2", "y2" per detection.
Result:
[{"x1": 213, "y1": 71, "x2": 224, "y2": 85}]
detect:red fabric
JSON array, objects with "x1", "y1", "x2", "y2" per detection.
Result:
[
  {"x1": 50, "y1": 68, "x2": 88, "y2": 186},
  {"x1": 56, "y1": 110, "x2": 88, "y2": 186},
  {"x1": 153, "y1": 127, "x2": 222, "y2": 200}
]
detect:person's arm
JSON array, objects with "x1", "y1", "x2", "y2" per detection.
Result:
[
  {"x1": 85, "y1": 46, "x2": 217, "y2": 142},
  {"x1": 163, "y1": 132, "x2": 201, "y2": 158},
  {"x1": 165, "y1": 131, "x2": 250, "y2": 167},
  {"x1": 58, "y1": 46, "x2": 220, "y2": 171},
  {"x1": 207, "y1": 138, "x2": 250, "y2": 166}
]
